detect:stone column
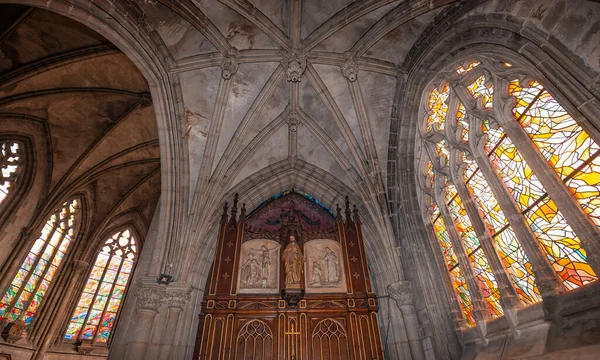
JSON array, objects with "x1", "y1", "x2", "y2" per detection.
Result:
[
  {"x1": 124, "y1": 284, "x2": 165, "y2": 360},
  {"x1": 157, "y1": 289, "x2": 190, "y2": 360},
  {"x1": 388, "y1": 281, "x2": 425, "y2": 360}
]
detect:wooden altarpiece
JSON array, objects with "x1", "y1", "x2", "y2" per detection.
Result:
[{"x1": 192, "y1": 192, "x2": 384, "y2": 360}]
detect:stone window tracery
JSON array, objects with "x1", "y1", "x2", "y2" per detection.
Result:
[
  {"x1": 64, "y1": 229, "x2": 136, "y2": 343},
  {"x1": 0, "y1": 141, "x2": 24, "y2": 207},
  {"x1": 417, "y1": 56, "x2": 600, "y2": 327},
  {"x1": 0, "y1": 199, "x2": 80, "y2": 327}
]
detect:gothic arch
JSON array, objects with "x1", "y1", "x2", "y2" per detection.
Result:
[
  {"x1": 235, "y1": 319, "x2": 274, "y2": 360},
  {"x1": 311, "y1": 318, "x2": 349, "y2": 360},
  {"x1": 0, "y1": 0, "x2": 187, "y2": 282},
  {"x1": 390, "y1": 8, "x2": 600, "y2": 353}
]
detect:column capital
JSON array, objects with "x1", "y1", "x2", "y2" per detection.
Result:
[
  {"x1": 387, "y1": 281, "x2": 413, "y2": 307},
  {"x1": 135, "y1": 285, "x2": 166, "y2": 311},
  {"x1": 166, "y1": 289, "x2": 191, "y2": 310}
]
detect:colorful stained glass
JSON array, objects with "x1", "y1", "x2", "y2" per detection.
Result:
[
  {"x1": 83, "y1": 279, "x2": 100, "y2": 294},
  {"x1": 77, "y1": 293, "x2": 94, "y2": 308},
  {"x1": 430, "y1": 200, "x2": 475, "y2": 327},
  {"x1": 456, "y1": 61, "x2": 480, "y2": 75},
  {"x1": 446, "y1": 185, "x2": 504, "y2": 317},
  {"x1": 101, "y1": 313, "x2": 115, "y2": 328},
  {"x1": 463, "y1": 154, "x2": 542, "y2": 305},
  {"x1": 467, "y1": 75, "x2": 493, "y2": 108},
  {"x1": 71, "y1": 307, "x2": 88, "y2": 323},
  {"x1": 510, "y1": 79, "x2": 600, "y2": 227},
  {"x1": 483, "y1": 120, "x2": 597, "y2": 289},
  {"x1": 456, "y1": 102, "x2": 469, "y2": 141},
  {"x1": 436, "y1": 140, "x2": 450, "y2": 166},
  {"x1": 65, "y1": 322, "x2": 82, "y2": 340},
  {"x1": 426, "y1": 83, "x2": 450, "y2": 132},
  {"x1": 87, "y1": 309, "x2": 102, "y2": 325},
  {"x1": 65, "y1": 229, "x2": 136, "y2": 343},
  {"x1": 106, "y1": 297, "x2": 121, "y2": 313},
  {"x1": 90, "y1": 266, "x2": 105, "y2": 280},
  {"x1": 96, "y1": 327, "x2": 110, "y2": 342}
]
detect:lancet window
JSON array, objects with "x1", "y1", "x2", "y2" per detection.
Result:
[
  {"x1": 0, "y1": 199, "x2": 80, "y2": 326},
  {"x1": 0, "y1": 141, "x2": 24, "y2": 207},
  {"x1": 64, "y1": 229, "x2": 136, "y2": 343},
  {"x1": 417, "y1": 56, "x2": 600, "y2": 327}
]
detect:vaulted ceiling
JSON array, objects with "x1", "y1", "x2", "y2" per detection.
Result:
[
  {"x1": 0, "y1": 5, "x2": 161, "y2": 252},
  {"x1": 133, "y1": 1, "x2": 454, "y2": 269}
]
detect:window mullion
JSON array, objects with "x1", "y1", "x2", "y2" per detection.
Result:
[
  {"x1": 433, "y1": 173, "x2": 490, "y2": 331},
  {"x1": 5, "y1": 219, "x2": 60, "y2": 316},
  {"x1": 79, "y1": 250, "x2": 114, "y2": 342},
  {"x1": 19, "y1": 227, "x2": 66, "y2": 325},
  {"x1": 467, "y1": 115, "x2": 564, "y2": 298},
  {"x1": 448, "y1": 149, "x2": 522, "y2": 314},
  {"x1": 493, "y1": 99, "x2": 600, "y2": 274},
  {"x1": 93, "y1": 249, "x2": 125, "y2": 344},
  {"x1": 421, "y1": 200, "x2": 468, "y2": 330}
]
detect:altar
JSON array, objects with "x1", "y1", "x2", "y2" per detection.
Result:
[{"x1": 192, "y1": 192, "x2": 384, "y2": 360}]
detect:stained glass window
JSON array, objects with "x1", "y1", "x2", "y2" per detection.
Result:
[
  {"x1": 509, "y1": 79, "x2": 600, "y2": 228},
  {"x1": 64, "y1": 229, "x2": 136, "y2": 343},
  {"x1": 0, "y1": 199, "x2": 80, "y2": 326},
  {"x1": 426, "y1": 83, "x2": 450, "y2": 132},
  {"x1": 467, "y1": 75, "x2": 493, "y2": 108},
  {"x1": 456, "y1": 61, "x2": 480, "y2": 75},
  {"x1": 463, "y1": 154, "x2": 541, "y2": 305},
  {"x1": 445, "y1": 184, "x2": 504, "y2": 317},
  {"x1": 430, "y1": 199, "x2": 475, "y2": 327},
  {"x1": 420, "y1": 57, "x2": 600, "y2": 328},
  {"x1": 0, "y1": 141, "x2": 24, "y2": 206},
  {"x1": 483, "y1": 120, "x2": 597, "y2": 289}
]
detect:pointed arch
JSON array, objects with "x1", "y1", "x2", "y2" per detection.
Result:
[
  {"x1": 0, "y1": 197, "x2": 82, "y2": 327},
  {"x1": 64, "y1": 227, "x2": 138, "y2": 343}
]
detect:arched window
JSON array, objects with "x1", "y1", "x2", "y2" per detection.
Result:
[
  {"x1": 64, "y1": 229, "x2": 136, "y2": 343},
  {"x1": 0, "y1": 141, "x2": 24, "y2": 207},
  {"x1": 417, "y1": 57, "x2": 600, "y2": 326},
  {"x1": 0, "y1": 198, "x2": 80, "y2": 326}
]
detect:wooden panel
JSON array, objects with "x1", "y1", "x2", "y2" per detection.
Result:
[{"x1": 195, "y1": 194, "x2": 383, "y2": 360}]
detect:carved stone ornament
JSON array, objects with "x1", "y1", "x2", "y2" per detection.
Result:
[
  {"x1": 167, "y1": 290, "x2": 191, "y2": 310},
  {"x1": 288, "y1": 115, "x2": 299, "y2": 132},
  {"x1": 341, "y1": 59, "x2": 359, "y2": 82},
  {"x1": 282, "y1": 52, "x2": 307, "y2": 82},
  {"x1": 1, "y1": 319, "x2": 25, "y2": 344},
  {"x1": 135, "y1": 286, "x2": 166, "y2": 311},
  {"x1": 387, "y1": 281, "x2": 414, "y2": 307},
  {"x1": 221, "y1": 55, "x2": 239, "y2": 80}
]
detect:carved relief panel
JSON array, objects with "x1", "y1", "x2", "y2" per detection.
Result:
[
  {"x1": 304, "y1": 239, "x2": 347, "y2": 294},
  {"x1": 237, "y1": 239, "x2": 280, "y2": 294}
]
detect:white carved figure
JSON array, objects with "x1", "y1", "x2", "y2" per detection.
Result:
[
  {"x1": 321, "y1": 247, "x2": 341, "y2": 285},
  {"x1": 240, "y1": 253, "x2": 262, "y2": 288},
  {"x1": 305, "y1": 240, "x2": 346, "y2": 293},
  {"x1": 237, "y1": 239, "x2": 280, "y2": 294}
]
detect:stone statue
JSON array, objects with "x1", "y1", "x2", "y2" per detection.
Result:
[{"x1": 282, "y1": 235, "x2": 303, "y2": 286}]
